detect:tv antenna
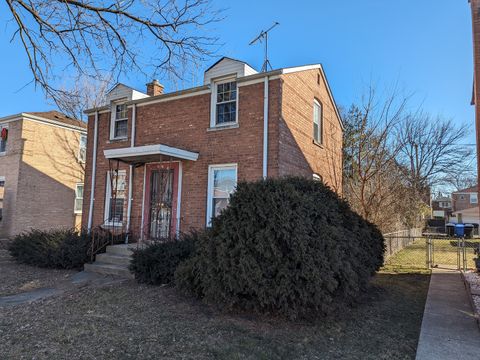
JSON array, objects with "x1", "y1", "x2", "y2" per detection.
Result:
[{"x1": 249, "y1": 22, "x2": 280, "y2": 72}]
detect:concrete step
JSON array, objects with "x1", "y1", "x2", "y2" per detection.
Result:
[
  {"x1": 105, "y1": 244, "x2": 135, "y2": 256},
  {"x1": 96, "y1": 253, "x2": 132, "y2": 266},
  {"x1": 84, "y1": 262, "x2": 134, "y2": 279}
]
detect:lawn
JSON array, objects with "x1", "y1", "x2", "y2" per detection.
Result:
[
  {"x1": 383, "y1": 237, "x2": 480, "y2": 271},
  {"x1": 0, "y1": 268, "x2": 429, "y2": 360}
]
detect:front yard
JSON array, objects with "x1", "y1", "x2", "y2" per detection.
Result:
[{"x1": 0, "y1": 251, "x2": 429, "y2": 359}]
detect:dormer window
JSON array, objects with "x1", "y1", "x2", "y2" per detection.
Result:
[
  {"x1": 111, "y1": 102, "x2": 128, "y2": 139},
  {"x1": 211, "y1": 79, "x2": 238, "y2": 127}
]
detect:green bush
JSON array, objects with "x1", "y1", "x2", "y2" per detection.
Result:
[
  {"x1": 175, "y1": 177, "x2": 385, "y2": 319},
  {"x1": 8, "y1": 228, "x2": 91, "y2": 269},
  {"x1": 129, "y1": 233, "x2": 197, "y2": 285}
]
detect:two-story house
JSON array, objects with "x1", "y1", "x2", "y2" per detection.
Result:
[
  {"x1": 432, "y1": 195, "x2": 452, "y2": 219},
  {"x1": 0, "y1": 111, "x2": 87, "y2": 238},
  {"x1": 450, "y1": 185, "x2": 479, "y2": 224},
  {"x1": 81, "y1": 57, "x2": 343, "y2": 241}
]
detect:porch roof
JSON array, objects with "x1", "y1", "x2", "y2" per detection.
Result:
[{"x1": 103, "y1": 144, "x2": 199, "y2": 164}]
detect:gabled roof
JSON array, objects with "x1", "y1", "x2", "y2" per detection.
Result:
[
  {"x1": 204, "y1": 56, "x2": 257, "y2": 73},
  {"x1": 27, "y1": 111, "x2": 86, "y2": 129}
]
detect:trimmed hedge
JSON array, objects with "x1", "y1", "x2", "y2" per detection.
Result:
[
  {"x1": 175, "y1": 177, "x2": 385, "y2": 319},
  {"x1": 8, "y1": 228, "x2": 91, "y2": 269},
  {"x1": 129, "y1": 233, "x2": 197, "y2": 285}
]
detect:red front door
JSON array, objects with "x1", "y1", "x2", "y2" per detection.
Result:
[{"x1": 144, "y1": 162, "x2": 179, "y2": 240}]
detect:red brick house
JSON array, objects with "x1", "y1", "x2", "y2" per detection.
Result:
[{"x1": 82, "y1": 57, "x2": 343, "y2": 240}]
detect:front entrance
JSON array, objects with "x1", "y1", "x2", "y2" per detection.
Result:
[{"x1": 144, "y1": 162, "x2": 179, "y2": 240}]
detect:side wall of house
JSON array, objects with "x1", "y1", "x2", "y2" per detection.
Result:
[
  {"x1": 13, "y1": 119, "x2": 85, "y2": 235},
  {"x1": 279, "y1": 69, "x2": 343, "y2": 193},
  {"x1": 0, "y1": 121, "x2": 22, "y2": 238},
  {"x1": 82, "y1": 79, "x2": 282, "y2": 233}
]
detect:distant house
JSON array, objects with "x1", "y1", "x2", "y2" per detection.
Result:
[
  {"x1": 431, "y1": 196, "x2": 452, "y2": 219},
  {"x1": 81, "y1": 57, "x2": 344, "y2": 240},
  {"x1": 450, "y1": 185, "x2": 479, "y2": 224},
  {"x1": 0, "y1": 111, "x2": 87, "y2": 238}
]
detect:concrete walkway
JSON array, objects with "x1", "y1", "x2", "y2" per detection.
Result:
[{"x1": 416, "y1": 269, "x2": 480, "y2": 360}]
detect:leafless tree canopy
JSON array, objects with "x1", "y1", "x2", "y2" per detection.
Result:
[{"x1": 5, "y1": 0, "x2": 220, "y2": 107}]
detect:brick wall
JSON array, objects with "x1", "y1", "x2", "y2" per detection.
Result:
[
  {"x1": 82, "y1": 71, "x2": 343, "y2": 234},
  {"x1": 0, "y1": 121, "x2": 22, "y2": 238},
  {"x1": 470, "y1": 0, "x2": 480, "y2": 215},
  {"x1": 279, "y1": 69, "x2": 343, "y2": 192}
]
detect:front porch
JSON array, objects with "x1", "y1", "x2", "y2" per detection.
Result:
[{"x1": 95, "y1": 143, "x2": 199, "y2": 244}]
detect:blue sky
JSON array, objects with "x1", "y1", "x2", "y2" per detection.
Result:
[{"x1": 0, "y1": 0, "x2": 475, "y2": 142}]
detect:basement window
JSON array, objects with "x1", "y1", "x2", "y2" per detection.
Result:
[{"x1": 211, "y1": 79, "x2": 237, "y2": 127}]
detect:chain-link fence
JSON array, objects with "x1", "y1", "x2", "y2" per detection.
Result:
[{"x1": 383, "y1": 230, "x2": 480, "y2": 271}]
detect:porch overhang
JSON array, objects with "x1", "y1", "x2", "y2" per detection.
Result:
[{"x1": 103, "y1": 144, "x2": 199, "y2": 164}]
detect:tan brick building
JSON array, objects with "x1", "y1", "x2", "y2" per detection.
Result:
[
  {"x1": 82, "y1": 58, "x2": 343, "y2": 239},
  {"x1": 0, "y1": 111, "x2": 87, "y2": 238}
]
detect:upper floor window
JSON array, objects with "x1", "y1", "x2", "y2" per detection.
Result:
[
  {"x1": 0, "y1": 126, "x2": 8, "y2": 154},
  {"x1": 111, "y1": 103, "x2": 128, "y2": 139},
  {"x1": 212, "y1": 80, "x2": 237, "y2": 127},
  {"x1": 79, "y1": 134, "x2": 87, "y2": 162},
  {"x1": 313, "y1": 100, "x2": 323, "y2": 144},
  {"x1": 471, "y1": 193, "x2": 478, "y2": 204}
]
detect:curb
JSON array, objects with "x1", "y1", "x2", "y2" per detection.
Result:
[{"x1": 460, "y1": 271, "x2": 480, "y2": 331}]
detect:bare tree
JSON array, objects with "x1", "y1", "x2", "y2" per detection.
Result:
[
  {"x1": 5, "y1": 0, "x2": 221, "y2": 107},
  {"x1": 343, "y1": 86, "x2": 407, "y2": 230},
  {"x1": 397, "y1": 112, "x2": 471, "y2": 193}
]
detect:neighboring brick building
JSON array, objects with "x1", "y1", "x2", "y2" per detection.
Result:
[
  {"x1": 450, "y1": 185, "x2": 479, "y2": 224},
  {"x1": 431, "y1": 196, "x2": 452, "y2": 219},
  {"x1": 0, "y1": 111, "x2": 87, "y2": 238},
  {"x1": 469, "y1": 0, "x2": 480, "y2": 216},
  {"x1": 82, "y1": 57, "x2": 343, "y2": 239}
]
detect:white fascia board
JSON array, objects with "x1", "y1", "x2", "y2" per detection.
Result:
[
  {"x1": 104, "y1": 144, "x2": 199, "y2": 161},
  {"x1": 0, "y1": 113, "x2": 87, "y2": 133},
  {"x1": 281, "y1": 64, "x2": 322, "y2": 74}
]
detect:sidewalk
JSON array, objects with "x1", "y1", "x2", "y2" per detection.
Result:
[{"x1": 416, "y1": 269, "x2": 480, "y2": 360}]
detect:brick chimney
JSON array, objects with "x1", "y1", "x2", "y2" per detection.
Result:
[{"x1": 146, "y1": 79, "x2": 164, "y2": 96}]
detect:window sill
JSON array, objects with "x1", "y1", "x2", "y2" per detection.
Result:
[
  {"x1": 108, "y1": 137, "x2": 128, "y2": 143},
  {"x1": 312, "y1": 139, "x2": 324, "y2": 148},
  {"x1": 74, "y1": 211, "x2": 82, "y2": 215},
  {"x1": 207, "y1": 123, "x2": 239, "y2": 132}
]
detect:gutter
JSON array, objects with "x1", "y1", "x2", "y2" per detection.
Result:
[
  {"x1": 87, "y1": 111, "x2": 99, "y2": 232},
  {"x1": 126, "y1": 104, "x2": 136, "y2": 240}
]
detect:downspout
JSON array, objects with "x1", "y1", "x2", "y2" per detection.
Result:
[
  {"x1": 87, "y1": 111, "x2": 99, "y2": 232},
  {"x1": 262, "y1": 76, "x2": 269, "y2": 179},
  {"x1": 126, "y1": 104, "x2": 136, "y2": 242}
]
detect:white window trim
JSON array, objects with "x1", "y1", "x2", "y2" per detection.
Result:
[
  {"x1": 313, "y1": 99, "x2": 323, "y2": 145},
  {"x1": 78, "y1": 134, "x2": 87, "y2": 163},
  {"x1": 471, "y1": 193, "x2": 478, "y2": 204},
  {"x1": 210, "y1": 77, "x2": 239, "y2": 128},
  {"x1": 104, "y1": 170, "x2": 126, "y2": 226},
  {"x1": 110, "y1": 101, "x2": 128, "y2": 140},
  {"x1": 74, "y1": 183, "x2": 84, "y2": 214},
  {"x1": 0, "y1": 124, "x2": 8, "y2": 156},
  {"x1": 206, "y1": 163, "x2": 237, "y2": 226}
]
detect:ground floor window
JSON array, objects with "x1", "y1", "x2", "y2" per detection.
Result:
[
  {"x1": 104, "y1": 170, "x2": 126, "y2": 225},
  {"x1": 206, "y1": 164, "x2": 237, "y2": 226},
  {"x1": 74, "y1": 183, "x2": 84, "y2": 214}
]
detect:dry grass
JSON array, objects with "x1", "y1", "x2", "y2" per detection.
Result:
[
  {"x1": 0, "y1": 250, "x2": 75, "y2": 296},
  {"x1": 0, "y1": 271, "x2": 429, "y2": 359}
]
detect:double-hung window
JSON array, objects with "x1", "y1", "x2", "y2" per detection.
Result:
[
  {"x1": 206, "y1": 164, "x2": 237, "y2": 225},
  {"x1": 74, "y1": 183, "x2": 84, "y2": 213},
  {"x1": 313, "y1": 100, "x2": 323, "y2": 144},
  {"x1": 78, "y1": 134, "x2": 87, "y2": 162},
  {"x1": 111, "y1": 103, "x2": 128, "y2": 139},
  {"x1": 213, "y1": 80, "x2": 237, "y2": 126},
  {"x1": 105, "y1": 170, "x2": 126, "y2": 224},
  {"x1": 471, "y1": 193, "x2": 478, "y2": 204}
]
